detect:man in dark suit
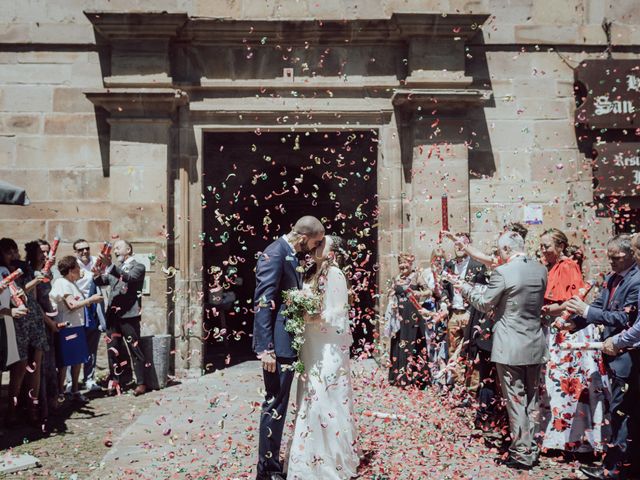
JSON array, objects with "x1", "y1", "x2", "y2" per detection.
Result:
[
  {"x1": 442, "y1": 233, "x2": 488, "y2": 388},
  {"x1": 253, "y1": 216, "x2": 325, "y2": 480},
  {"x1": 94, "y1": 239, "x2": 148, "y2": 396},
  {"x1": 563, "y1": 234, "x2": 640, "y2": 480}
]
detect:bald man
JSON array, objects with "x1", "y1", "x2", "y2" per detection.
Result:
[
  {"x1": 253, "y1": 216, "x2": 324, "y2": 480},
  {"x1": 95, "y1": 239, "x2": 148, "y2": 396}
]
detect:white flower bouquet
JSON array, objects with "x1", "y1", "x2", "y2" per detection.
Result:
[{"x1": 282, "y1": 288, "x2": 322, "y2": 373}]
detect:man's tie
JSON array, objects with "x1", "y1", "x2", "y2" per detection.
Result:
[{"x1": 607, "y1": 274, "x2": 623, "y2": 308}]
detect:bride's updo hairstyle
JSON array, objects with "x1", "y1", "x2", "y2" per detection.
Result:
[{"x1": 327, "y1": 235, "x2": 349, "y2": 270}]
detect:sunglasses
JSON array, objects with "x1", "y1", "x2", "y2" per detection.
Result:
[{"x1": 75, "y1": 247, "x2": 90, "y2": 252}]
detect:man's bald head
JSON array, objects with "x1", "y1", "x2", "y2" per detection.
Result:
[
  {"x1": 289, "y1": 216, "x2": 325, "y2": 254},
  {"x1": 293, "y1": 216, "x2": 324, "y2": 237}
]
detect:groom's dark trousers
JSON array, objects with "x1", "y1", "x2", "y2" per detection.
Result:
[
  {"x1": 258, "y1": 357, "x2": 294, "y2": 478},
  {"x1": 253, "y1": 237, "x2": 302, "y2": 479}
]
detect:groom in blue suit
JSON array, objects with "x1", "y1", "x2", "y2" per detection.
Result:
[{"x1": 253, "y1": 216, "x2": 325, "y2": 480}]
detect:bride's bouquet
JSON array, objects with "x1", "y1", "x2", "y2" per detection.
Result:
[{"x1": 282, "y1": 288, "x2": 322, "y2": 373}]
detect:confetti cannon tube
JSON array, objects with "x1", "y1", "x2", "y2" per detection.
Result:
[
  {"x1": 0, "y1": 268, "x2": 23, "y2": 289},
  {"x1": 92, "y1": 242, "x2": 112, "y2": 273},
  {"x1": 362, "y1": 410, "x2": 407, "y2": 421},
  {"x1": 559, "y1": 281, "x2": 594, "y2": 322},
  {"x1": 8, "y1": 282, "x2": 25, "y2": 307},
  {"x1": 406, "y1": 288, "x2": 423, "y2": 312},
  {"x1": 559, "y1": 341, "x2": 603, "y2": 351},
  {"x1": 41, "y1": 237, "x2": 60, "y2": 278},
  {"x1": 441, "y1": 194, "x2": 449, "y2": 233}
]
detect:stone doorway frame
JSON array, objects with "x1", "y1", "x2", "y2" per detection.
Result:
[{"x1": 83, "y1": 11, "x2": 492, "y2": 372}]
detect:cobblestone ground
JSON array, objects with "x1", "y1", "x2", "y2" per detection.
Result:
[
  {"x1": 0, "y1": 383, "x2": 159, "y2": 479},
  {"x1": 0, "y1": 360, "x2": 590, "y2": 479}
]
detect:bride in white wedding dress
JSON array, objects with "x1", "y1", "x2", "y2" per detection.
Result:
[{"x1": 286, "y1": 235, "x2": 361, "y2": 480}]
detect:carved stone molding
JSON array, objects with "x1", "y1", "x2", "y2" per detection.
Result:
[
  {"x1": 84, "y1": 88, "x2": 189, "y2": 120},
  {"x1": 84, "y1": 11, "x2": 188, "y2": 40},
  {"x1": 84, "y1": 11, "x2": 488, "y2": 45}
]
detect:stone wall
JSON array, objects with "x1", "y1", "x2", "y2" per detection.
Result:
[{"x1": 1, "y1": 0, "x2": 639, "y2": 370}]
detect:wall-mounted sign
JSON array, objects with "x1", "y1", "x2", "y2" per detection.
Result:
[
  {"x1": 575, "y1": 60, "x2": 640, "y2": 128},
  {"x1": 523, "y1": 204, "x2": 543, "y2": 225},
  {"x1": 593, "y1": 142, "x2": 640, "y2": 196}
]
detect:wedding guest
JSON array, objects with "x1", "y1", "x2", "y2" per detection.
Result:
[
  {"x1": 0, "y1": 237, "x2": 48, "y2": 426},
  {"x1": 25, "y1": 240, "x2": 60, "y2": 425},
  {"x1": 73, "y1": 239, "x2": 105, "y2": 392},
  {"x1": 600, "y1": 232, "x2": 640, "y2": 479},
  {"x1": 50, "y1": 256, "x2": 102, "y2": 404},
  {"x1": 567, "y1": 244, "x2": 585, "y2": 272},
  {"x1": 538, "y1": 229, "x2": 609, "y2": 456},
  {"x1": 387, "y1": 253, "x2": 431, "y2": 388},
  {"x1": 419, "y1": 248, "x2": 449, "y2": 381},
  {"x1": 0, "y1": 265, "x2": 27, "y2": 372},
  {"x1": 442, "y1": 233, "x2": 488, "y2": 389},
  {"x1": 36, "y1": 240, "x2": 60, "y2": 410},
  {"x1": 443, "y1": 223, "x2": 528, "y2": 269},
  {"x1": 459, "y1": 231, "x2": 548, "y2": 470},
  {"x1": 94, "y1": 239, "x2": 148, "y2": 396},
  {"x1": 562, "y1": 234, "x2": 640, "y2": 480}
]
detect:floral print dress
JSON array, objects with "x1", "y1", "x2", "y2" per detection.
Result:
[{"x1": 539, "y1": 258, "x2": 610, "y2": 452}]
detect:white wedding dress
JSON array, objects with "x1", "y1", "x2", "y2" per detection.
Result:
[{"x1": 286, "y1": 266, "x2": 360, "y2": 480}]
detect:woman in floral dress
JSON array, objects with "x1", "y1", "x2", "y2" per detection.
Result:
[{"x1": 538, "y1": 228, "x2": 610, "y2": 455}]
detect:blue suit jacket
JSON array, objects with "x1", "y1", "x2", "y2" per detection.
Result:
[
  {"x1": 574, "y1": 264, "x2": 640, "y2": 378},
  {"x1": 252, "y1": 237, "x2": 302, "y2": 358}
]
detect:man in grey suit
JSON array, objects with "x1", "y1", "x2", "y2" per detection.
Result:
[
  {"x1": 456, "y1": 231, "x2": 547, "y2": 470},
  {"x1": 94, "y1": 239, "x2": 148, "y2": 396}
]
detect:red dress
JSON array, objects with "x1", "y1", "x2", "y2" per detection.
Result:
[{"x1": 544, "y1": 258, "x2": 585, "y2": 305}]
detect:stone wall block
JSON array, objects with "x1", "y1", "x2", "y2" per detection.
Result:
[
  {"x1": 44, "y1": 114, "x2": 97, "y2": 136},
  {"x1": 17, "y1": 51, "x2": 87, "y2": 64},
  {"x1": 109, "y1": 203, "x2": 166, "y2": 241},
  {"x1": 515, "y1": 25, "x2": 580, "y2": 44},
  {"x1": 52, "y1": 88, "x2": 95, "y2": 113},
  {"x1": 0, "y1": 201, "x2": 111, "y2": 221},
  {"x1": 516, "y1": 99, "x2": 571, "y2": 120},
  {"x1": 0, "y1": 135, "x2": 16, "y2": 166},
  {"x1": 494, "y1": 150, "x2": 532, "y2": 181},
  {"x1": 378, "y1": 199, "x2": 402, "y2": 233},
  {"x1": 568, "y1": 180, "x2": 593, "y2": 204},
  {"x1": 378, "y1": 165, "x2": 402, "y2": 200},
  {"x1": 0, "y1": 113, "x2": 42, "y2": 134},
  {"x1": 486, "y1": 52, "x2": 532, "y2": 79},
  {"x1": 388, "y1": 0, "x2": 450, "y2": 12},
  {"x1": 0, "y1": 169, "x2": 48, "y2": 201},
  {"x1": 606, "y1": 3, "x2": 640, "y2": 25},
  {"x1": 28, "y1": 22, "x2": 94, "y2": 44},
  {"x1": 0, "y1": 24, "x2": 30, "y2": 43},
  {"x1": 0, "y1": 64, "x2": 72, "y2": 85},
  {"x1": 487, "y1": 120, "x2": 535, "y2": 150},
  {"x1": 533, "y1": 120, "x2": 577, "y2": 149},
  {"x1": 0, "y1": 220, "x2": 46, "y2": 240},
  {"x1": 110, "y1": 141, "x2": 168, "y2": 167},
  {"x1": 110, "y1": 166, "x2": 167, "y2": 204},
  {"x1": 195, "y1": 0, "x2": 242, "y2": 17},
  {"x1": 0, "y1": 86, "x2": 53, "y2": 112},
  {"x1": 530, "y1": 149, "x2": 579, "y2": 181},
  {"x1": 531, "y1": 0, "x2": 582, "y2": 24},
  {"x1": 529, "y1": 54, "x2": 574, "y2": 79},
  {"x1": 49, "y1": 169, "x2": 109, "y2": 201},
  {"x1": 16, "y1": 136, "x2": 101, "y2": 168},
  {"x1": 610, "y1": 24, "x2": 640, "y2": 45},
  {"x1": 69, "y1": 61, "x2": 103, "y2": 88},
  {"x1": 47, "y1": 220, "x2": 111, "y2": 243}
]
